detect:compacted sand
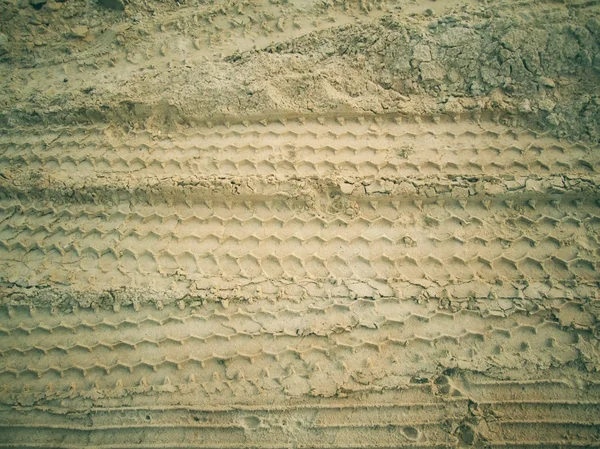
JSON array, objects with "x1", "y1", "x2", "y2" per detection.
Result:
[{"x1": 0, "y1": 0, "x2": 600, "y2": 447}]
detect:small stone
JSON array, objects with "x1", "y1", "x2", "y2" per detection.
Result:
[
  {"x1": 447, "y1": 69, "x2": 460, "y2": 83},
  {"x1": 340, "y1": 182, "x2": 354, "y2": 195},
  {"x1": 538, "y1": 77, "x2": 555, "y2": 88},
  {"x1": 538, "y1": 98, "x2": 556, "y2": 112},
  {"x1": 546, "y1": 113, "x2": 561, "y2": 126},
  {"x1": 71, "y1": 26, "x2": 89, "y2": 38},
  {"x1": 30, "y1": 0, "x2": 47, "y2": 6},
  {"x1": 518, "y1": 99, "x2": 532, "y2": 113},
  {"x1": 45, "y1": 1, "x2": 62, "y2": 10},
  {"x1": 98, "y1": 0, "x2": 125, "y2": 11}
]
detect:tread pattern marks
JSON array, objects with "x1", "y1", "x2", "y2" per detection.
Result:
[
  {"x1": 0, "y1": 301, "x2": 588, "y2": 399},
  {"x1": 0, "y1": 116, "x2": 597, "y2": 180},
  {"x1": 1, "y1": 116, "x2": 598, "y2": 289},
  {"x1": 0, "y1": 196, "x2": 598, "y2": 288},
  {"x1": 1, "y1": 115, "x2": 600, "y2": 448},
  {"x1": 0, "y1": 301, "x2": 599, "y2": 447}
]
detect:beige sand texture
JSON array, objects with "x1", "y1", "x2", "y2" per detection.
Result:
[{"x1": 0, "y1": 0, "x2": 600, "y2": 447}]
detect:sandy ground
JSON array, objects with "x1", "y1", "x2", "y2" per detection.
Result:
[{"x1": 0, "y1": 0, "x2": 600, "y2": 447}]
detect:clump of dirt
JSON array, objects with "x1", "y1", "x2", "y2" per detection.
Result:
[
  {"x1": 257, "y1": 9, "x2": 600, "y2": 140},
  {"x1": 0, "y1": 0, "x2": 599, "y2": 142}
]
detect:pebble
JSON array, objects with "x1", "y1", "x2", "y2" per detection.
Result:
[
  {"x1": 340, "y1": 183, "x2": 354, "y2": 195},
  {"x1": 546, "y1": 113, "x2": 561, "y2": 126},
  {"x1": 538, "y1": 76, "x2": 556, "y2": 88},
  {"x1": 71, "y1": 26, "x2": 89, "y2": 38},
  {"x1": 518, "y1": 99, "x2": 532, "y2": 113},
  {"x1": 538, "y1": 97, "x2": 556, "y2": 112},
  {"x1": 45, "y1": 1, "x2": 62, "y2": 11}
]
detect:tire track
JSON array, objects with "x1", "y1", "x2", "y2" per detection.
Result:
[{"x1": 1, "y1": 114, "x2": 599, "y2": 447}]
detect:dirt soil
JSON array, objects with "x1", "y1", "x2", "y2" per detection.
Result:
[{"x1": 0, "y1": 0, "x2": 600, "y2": 447}]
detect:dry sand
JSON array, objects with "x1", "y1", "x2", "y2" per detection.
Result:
[{"x1": 0, "y1": 0, "x2": 600, "y2": 447}]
